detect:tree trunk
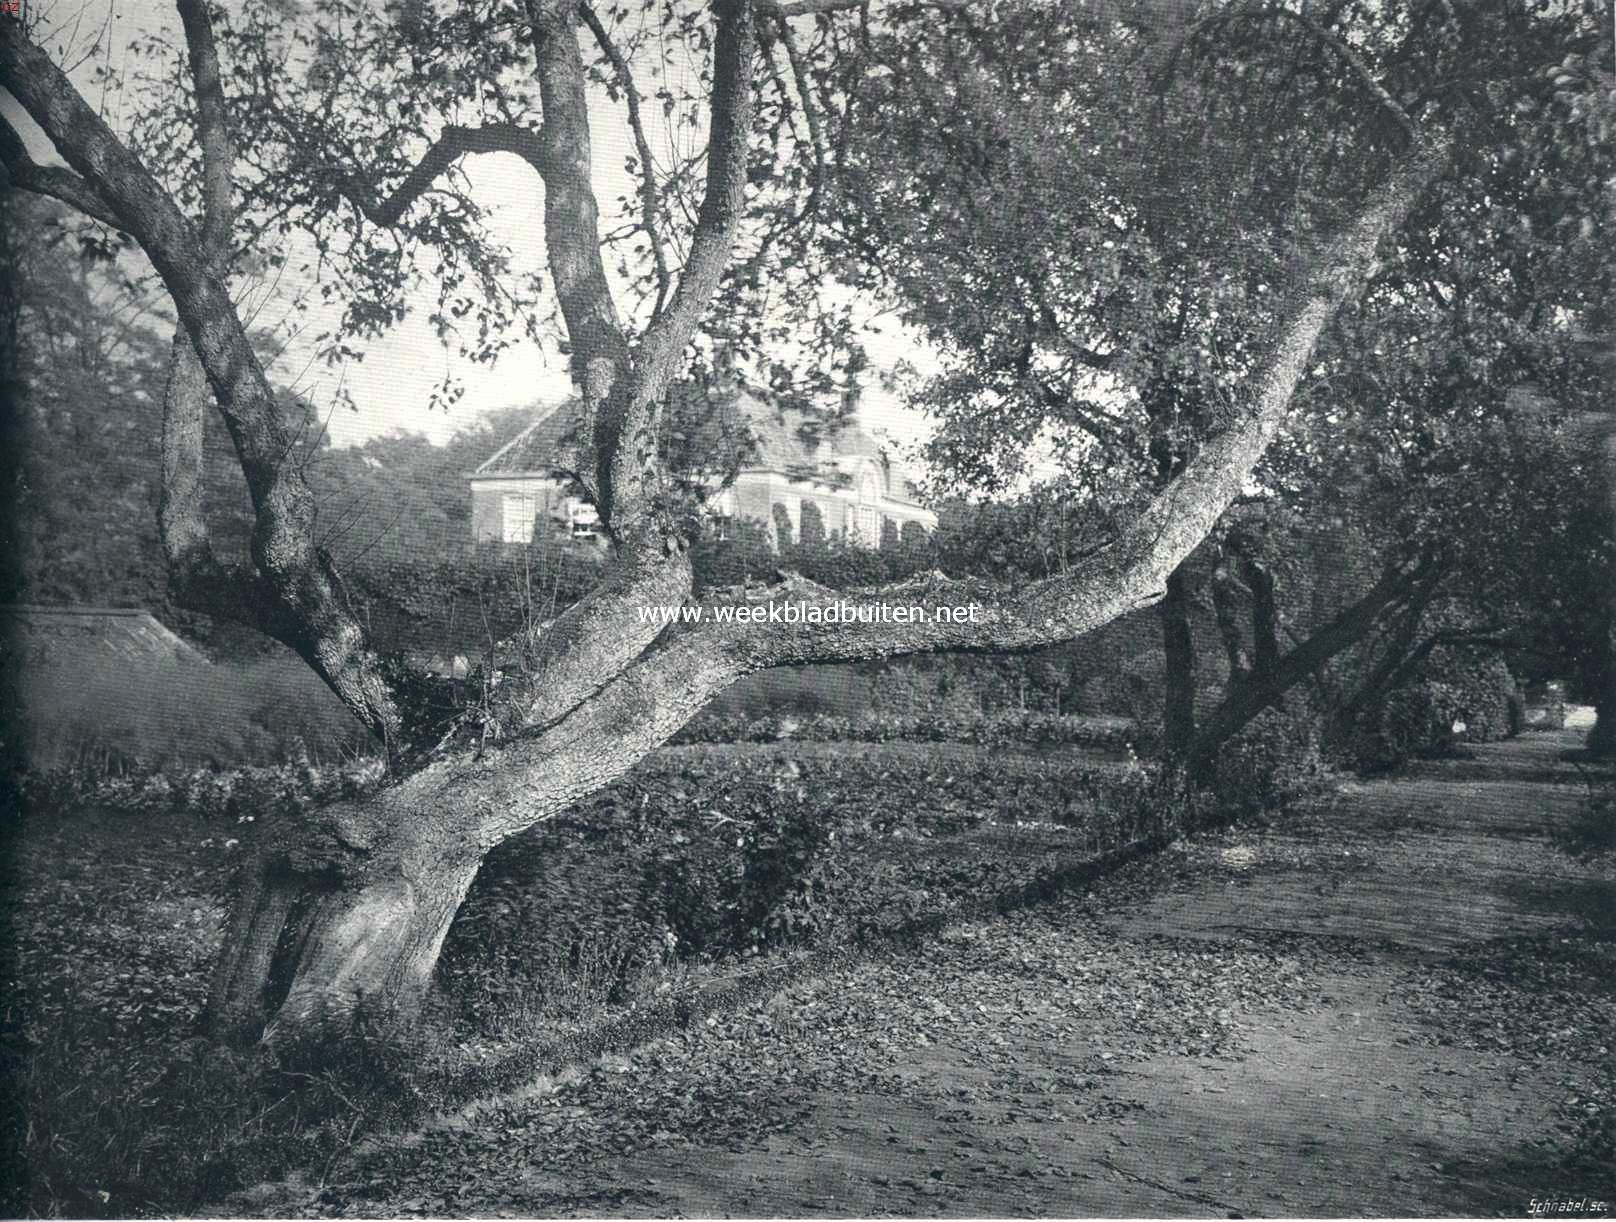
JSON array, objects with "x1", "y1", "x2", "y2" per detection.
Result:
[
  {"x1": 1188, "y1": 560, "x2": 1435, "y2": 782},
  {"x1": 1586, "y1": 601, "x2": 1616, "y2": 756},
  {"x1": 1585, "y1": 406, "x2": 1616, "y2": 755},
  {"x1": 1159, "y1": 562, "x2": 1198, "y2": 757},
  {"x1": 267, "y1": 856, "x2": 482, "y2": 1046},
  {"x1": 203, "y1": 787, "x2": 489, "y2": 1050}
]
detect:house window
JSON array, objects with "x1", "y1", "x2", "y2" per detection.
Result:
[
  {"x1": 856, "y1": 468, "x2": 881, "y2": 546},
  {"x1": 560, "y1": 495, "x2": 599, "y2": 540},
  {"x1": 708, "y1": 488, "x2": 736, "y2": 541},
  {"x1": 501, "y1": 494, "x2": 536, "y2": 544}
]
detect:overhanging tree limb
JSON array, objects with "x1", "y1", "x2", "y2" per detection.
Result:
[
  {"x1": 428, "y1": 139, "x2": 1453, "y2": 848},
  {"x1": 672, "y1": 142, "x2": 1452, "y2": 672}
]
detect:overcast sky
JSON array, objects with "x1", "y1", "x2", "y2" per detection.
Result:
[{"x1": 6, "y1": 0, "x2": 936, "y2": 455}]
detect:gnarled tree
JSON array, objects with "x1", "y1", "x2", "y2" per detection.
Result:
[
  {"x1": 831, "y1": 0, "x2": 1612, "y2": 768},
  {"x1": 3, "y1": 0, "x2": 1454, "y2": 1048}
]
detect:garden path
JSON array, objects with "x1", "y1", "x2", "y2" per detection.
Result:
[{"x1": 251, "y1": 730, "x2": 1615, "y2": 1217}]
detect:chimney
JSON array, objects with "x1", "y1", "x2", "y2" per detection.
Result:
[{"x1": 841, "y1": 379, "x2": 861, "y2": 419}]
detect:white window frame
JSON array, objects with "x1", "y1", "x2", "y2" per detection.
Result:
[{"x1": 501, "y1": 493, "x2": 536, "y2": 544}]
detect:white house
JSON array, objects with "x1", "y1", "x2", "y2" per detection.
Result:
[{"x1": 469, "y1": 379, "x2": 936, "y2": 547}]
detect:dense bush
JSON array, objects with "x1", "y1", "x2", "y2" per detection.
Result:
[
  {"x1": 15, "y1": 757, "x2": 386, "y2": 822},
  {"x1": 1344, "y1": 648, "x2": 1522, "y2": 772},
  {"x1": 1427, "y1": 651, "x2": 1520, "y2": 743},
  {"x1": 438, "y1": 744, "x2": 1170, "y2": 1031},
  {"x1": 671, "y1": 708, "x2": 1138, "y2": 751},
  {"x1": 1211, "y1": 703, "x2": 1329, "y2": 819}
]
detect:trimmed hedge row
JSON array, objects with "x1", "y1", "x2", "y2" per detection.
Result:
[{"x1": 671, "y1": 709, "x2": 1139, "y2": 751}]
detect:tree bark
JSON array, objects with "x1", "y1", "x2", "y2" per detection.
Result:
[
  {"x1": 1159, "y1": 562, "x2": 1199, "y2": 757},
  {"x1": 266, "y1": 856, "x2": 483, "y2": 1046},
  {"x1": 1584, "y1": 406, "x2": 1616, "y2": 755}
]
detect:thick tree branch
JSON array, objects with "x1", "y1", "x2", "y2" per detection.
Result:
[
  {"x1": 0, "y1": 15, "x2": 403, "y2": 745},
  {"x1": 494, "y1": 544, "x2": 694, "y2": 734},
  {"x1": 525, "y1": 0, "x2": 637, "y2": 521},
  {"x1": 670, "y1": 143, "x2": 1451, "y2": 674},
  {"x1": 161, "y1": 0, "x2": 244, "y2": 636},
  {"x1": 1335, "y1": 560, "x2": 1452, "y2": 727},
  {"x1": 341, "y1": 122, "x2": 547, "y2": 229},
  {"x1": 774, "y1": 15, "x2": 827, "y2": 229},
  {"x1": 0, "y1": 116, "x2": 124, "y2": 228},
  {"x1": 1187, "y1": 556, "x2": 1437, "y2": 775},
  {"x1": 628, "y1": 0, "x2": 757, "y2": 432},
  {"x1": 177, "y1": 0, "x2": 231, "y2": 258}
]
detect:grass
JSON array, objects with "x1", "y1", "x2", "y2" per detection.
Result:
[
  {"x1": 1, "y1": 740, "x2": 1192, "y2": 1216},
  {"x1": 13, "y1": 650, "x2": 375, "y2": 772},
  {"x1": 1560, "y1": 783, "x2": 1616, "y2": 859}
]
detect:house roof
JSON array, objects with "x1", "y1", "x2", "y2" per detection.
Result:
[
  {"x1": 1, "y1": 604, "x2": 210, "y2": 667},
  {"x1": 472, "y1": 380, "x2": 928, "y2": 506}
]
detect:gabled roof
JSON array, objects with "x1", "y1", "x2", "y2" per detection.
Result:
[
  {"x1": 472, "y1": 380, "x2": 928, "y2": 506},
  {"x1": 1, "y1": 604, "x2": 210, "y2": 666},
  {"x1": 472, "y1": 398, "x2": 577, "y2": 478}
]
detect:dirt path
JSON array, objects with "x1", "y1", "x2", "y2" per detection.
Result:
[{"x1": 280, "y1": 732, "x2": 1614, "y2": 1218}]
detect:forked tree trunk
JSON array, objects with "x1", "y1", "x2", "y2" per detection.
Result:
[{"x1": 181, "y1": 138, "x2": 1452, "y2": 1052}]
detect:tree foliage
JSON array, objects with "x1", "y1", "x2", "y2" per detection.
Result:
[{"x1": 1, "y1": 0, "x2": 1472, "y2": 1046}]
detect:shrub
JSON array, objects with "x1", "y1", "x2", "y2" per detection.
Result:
[
  {"x1": 671, "y1": 707, "x2": 1139, "y2": 752},
  {"x1": 14, "y1": 650, "x2": 374, "y2": 771},
  {"x1": 15, "y1": 757, "x2": 386, "y2": 821},
  {"x1": 1376, "y1": 681, "x2": 1464, "y2": 767},
  {"x1": 436, "y1": 744, "x2": 1168, "y2": 1032},
  {"x1": 1342, "y1": 649, "x2": 1522, "y2": 772},
  {"x1": 1434, "y1": 651, "x2": 1521, "y2": 743},
  {"x1": 1211, "y1": 703, "x2": 1328, "y2": 819}
]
